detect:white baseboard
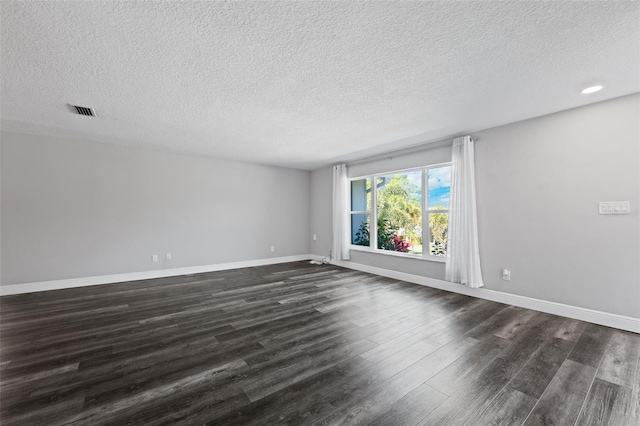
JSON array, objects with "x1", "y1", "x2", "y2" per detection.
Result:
[
  {"x1": 4, "y1": 254, "x2": 638, "y2": 334},
  {"x1": 330, "y1": 259, "x2": 640, "y2": 334},
  {"x1": 0, "y1": 255, "x2": 314, "y2": 296}
]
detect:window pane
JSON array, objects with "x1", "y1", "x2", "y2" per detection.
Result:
[
  {"x1": 429, "y1": 212, "x2": 448, "y2": 256},
  {"x1": 351, "y1": 179, "x2": 371, "y2": 212},
  {"x1": 427, "y1": 165, "x2": 452, "y2": 210},
  {"x1": 375, "y1": 171, "x2": 422, "y2": 254},
  {"x1": 351, "y1": 214, "x2": 369, "y2": 246}
]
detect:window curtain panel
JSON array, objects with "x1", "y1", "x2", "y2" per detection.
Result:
[
  {"x1": 332, "y1": 164, "x2": 350, "y2": 261},
  {"x1": 445, "y1": 136, "x2": 484, "y2": 288}
]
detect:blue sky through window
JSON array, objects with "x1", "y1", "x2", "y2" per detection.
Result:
[
  {"x1": 428, "y1": 166, "x2": 451, "y2": 209},
  {"x1": 406, "y1": 171, "x2": 422, "y2": 193}
]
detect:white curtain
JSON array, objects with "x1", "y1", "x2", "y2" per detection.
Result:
[
  {"x1": 445, "y1": 136, "x2": 484, "y2": 288},
  {"x1": 332, "y1": 164, "x2": 350, "y2": 261}
]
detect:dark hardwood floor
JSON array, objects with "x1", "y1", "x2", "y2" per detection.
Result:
[{"x1": 1, "y1": 261, "x2": 639, "y2": 425}]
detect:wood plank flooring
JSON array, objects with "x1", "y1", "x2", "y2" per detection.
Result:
[{"x1": 1, "y1": 261, "x2": 639, "y2": 425}]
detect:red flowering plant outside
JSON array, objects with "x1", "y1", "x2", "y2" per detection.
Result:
[
  {"x1": 392, "y1": 235, "x2": 411, "y2": 252},
  {"x1": 354, "y1": 220, "x2": 412, "y2": 253}
]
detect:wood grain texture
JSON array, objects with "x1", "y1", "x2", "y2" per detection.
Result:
[
  {"x1": 507, "y1": 337, "x2": 575, "y2": 399},
  {"x1": 368, "y1": 383, "x2": 447, "y2": 426},
  {"x1": 475, "y1": 387, "x2": 537, "y2": 426},
  {"x1": 632, "y1": 350, "x2": 640, "y2": 424},
  {"x1": 523, "y1": 359, "x2": 596, "y2": 426},
  {"x1": 425, "y1": 335, "x2": 509, "y2": 396},
  {"x1": 576, "y1": 378, "x2": 633, "y2": 426},
  {"x1": 567, "y1": 322, "x2": 614, "y2": 367},
  {"x1": 596, "y1": 330, "x2": 640, "y2": 388},
  {"x1": 1, "y1": 261, "x2": 638, "y2": 425}
]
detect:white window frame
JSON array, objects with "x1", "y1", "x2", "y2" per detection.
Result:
[
  {"x1": 348, "y1": 178, "x2": 372, "y2": 249},
  {"x1": 349, "y1": 162, "x2": 451, "y2": 263}
]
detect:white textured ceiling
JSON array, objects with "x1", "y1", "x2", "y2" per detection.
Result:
[{"x1": 1, "y1": 1, "x2": 639, "y2": 170}]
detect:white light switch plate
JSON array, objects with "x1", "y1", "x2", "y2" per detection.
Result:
[{"x1": 599, "y1": 201, "x2": 630, "y2": 215}]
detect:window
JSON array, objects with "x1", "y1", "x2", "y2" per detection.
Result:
[
  {"x1": 350, "y1": 178, "x2": 371, "y2": 246},
  {"x1": 349, "y1": 164, "x2": 451, "y2": 260},
  {"x1": 426, "y1": 165, "x2": 451, "y2": 256},
  {"x1": 376, "y1": 170, "x2": 422, "y2": 254}
]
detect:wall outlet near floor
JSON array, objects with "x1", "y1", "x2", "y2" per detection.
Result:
[
  {"x1": 502, "y1": 268, "x2": 511, "y2": 281},
  {"x1": 313, "y1": 234, "x2": 317, "y2": 241},
  {"x1": 165, "y1": 253, "x2": 171, "y2": 261},
  {"x1": 152, "y1": 254, "x2": 159, "y2": 263},
  {"x1": 270, "y1": 246, "x2": 275, "y2": 252}
]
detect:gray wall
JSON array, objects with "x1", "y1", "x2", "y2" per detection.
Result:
[
  {"x1": 2, "y1": 94, "x2": 638, "y2": 318},
  {"x1": 1, "y1": 131, "x2": 311, "y2": 285},
  {"x1": 310, "y1": 94, "x2": 640, "y2": 318},
  {"x1": 0, "y1": 131, "x2": 2, "y2": 286},
  {"x1": 475, "y1": 94, "x2": 639, "y2": 318},
  {"x1": 310, "y1": 166, "x2": 333, "y2": 260}
]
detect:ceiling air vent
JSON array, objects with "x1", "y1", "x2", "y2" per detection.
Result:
[{"x1": 71, "y1": 105, "x2": 95, "y2": 117}]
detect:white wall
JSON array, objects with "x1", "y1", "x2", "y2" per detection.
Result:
[
  {"x1": 1, "y1": 131, "x2": 311, "y2": 285},
  {"x1": 310, "y1": 94, "x2": 640, "y2": 318}
]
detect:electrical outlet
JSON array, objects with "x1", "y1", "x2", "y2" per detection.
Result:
[
  {"x1": 270, "y1": 246, "x2": 275, "y2": 252},
  {"x1": 166, "y1": 253, "x2": 172, "y2": 261},
  {"x1": 502, "y1": 269, "x2": 511, "y2": 281},
  {"x1": 152, "y1": 254, "x2": 158, "y2": 263},
  {"x1": 313, "y1": 234, "x2": 317, "y2": 241}
]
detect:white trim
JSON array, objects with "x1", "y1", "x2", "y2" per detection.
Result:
[
  {"x1": 424, "y1": 253, "x2": 447, "y2": 263},
  {"x1": 349, "y1": 164, "x2": 452, "y2": 263},
  {"x1": 349, "y1": 245, "x2": 446, "y2": 263},
  {"x1": 330, "y1": 259, "x2": 640, "y2": 334},
  {"x1": 349, "y1": 161, "x2": 452, "y2": 181},
  {"x1": 421, "y1": 165, "x2": 428, "y2": 261},
  {"x1": 371, "y1": 176, "x2": 378, "y2": 249},
  {"x1": 5, "y1": 255, "x2": 637, "y2": 334},
  {"x1": 0, "y1": 255, "x2": 313, "y2": 296}
]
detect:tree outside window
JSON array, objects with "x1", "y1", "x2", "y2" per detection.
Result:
[{"x1": 350, "y1": 164, "x2": 451, "y2": 258}]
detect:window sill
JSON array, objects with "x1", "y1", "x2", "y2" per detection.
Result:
[{"x1": 349, "y1": 245, "x2": 447, "y2": 263}]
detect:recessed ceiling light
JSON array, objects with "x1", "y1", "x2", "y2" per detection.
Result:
[{"x1": 581, "y1": 85, "x2": 603, "y2": 94}]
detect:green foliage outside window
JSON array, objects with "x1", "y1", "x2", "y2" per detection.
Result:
[
  {"x1": 353, "y1": 219, "x2": 411, "y2": 252},
  {"x1": 353, "y1": 173, "x2": 448, "y2": 255},
  {"x1": 375, "y1": 174, "x2": 422, "y2": 249},
  {"x1": 428, "y1": 211, "x2": 448, "y2": 256}
]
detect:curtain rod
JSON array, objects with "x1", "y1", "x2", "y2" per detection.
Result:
[{"x1": 345, "y1": 135, "x2": 478, "y2": 167}]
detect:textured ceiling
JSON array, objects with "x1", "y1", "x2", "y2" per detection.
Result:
[{"x1": 1, "y1": 1, "x2": 639, "y2": 170}]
